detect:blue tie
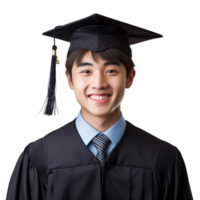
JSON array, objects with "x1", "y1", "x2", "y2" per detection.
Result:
[{"x1": 91, "y1": 133, "x2": 111, "y2": 170}]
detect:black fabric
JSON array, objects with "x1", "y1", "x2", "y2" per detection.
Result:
[
  {"x1": 68, "y1": 25, "x2": 132, "y2": 58},
  {"x1": 42, "y1": 13, "x2": 163, "y2": 58},
  {"x1": 6, "y1": 118, "x2": 193, "y2": 200}
]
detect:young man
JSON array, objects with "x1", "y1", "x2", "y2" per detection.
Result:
[{"x1": 6, "y1": 14, "x2": 193, "y2": 200}]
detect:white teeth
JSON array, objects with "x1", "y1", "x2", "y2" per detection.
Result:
[{"x1": 89, "y1": 95, "x2": 109, "y2": 100}]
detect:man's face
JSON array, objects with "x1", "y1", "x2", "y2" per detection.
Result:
[{"x1": 65, "y1": 51, "x2": 135, "y2": 117}]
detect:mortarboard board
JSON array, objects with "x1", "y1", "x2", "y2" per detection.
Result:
[{"x1": 41, "y1": 13, "x2": 163, "y2": 58}]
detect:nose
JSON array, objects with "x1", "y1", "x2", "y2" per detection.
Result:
[{"x1": 91, "y1": 73, "x2": 108, "y2": 89}]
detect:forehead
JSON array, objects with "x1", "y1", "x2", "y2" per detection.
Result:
[
  {"x1": 81, "y1": 51, "x2": 105, "y2": 63},
  {"x1": 75, "y1": 51, "x2": 124, "y2": 69},
  {"x1": 73, "y1": 50, "x2": 117, "y2": 69}
]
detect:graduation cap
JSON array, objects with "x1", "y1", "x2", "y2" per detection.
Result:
[{"x1": 39, "y1": 13, "x2": 163, "y2": 116}]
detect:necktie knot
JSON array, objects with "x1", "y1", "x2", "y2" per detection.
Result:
[{"x1": 91, "y1": 134, "x2": 111, "y2": 169}]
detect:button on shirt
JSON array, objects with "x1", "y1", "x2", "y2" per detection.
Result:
[{"x1": 75, "y1": 110, "x2": 126, "y2": 157}]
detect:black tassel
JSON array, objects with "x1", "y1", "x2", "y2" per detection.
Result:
[{"x1": 40, "y1": 27, "x2": 57, "y2": 116}]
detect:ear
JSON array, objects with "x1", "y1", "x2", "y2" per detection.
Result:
[
  {"x1": 125, "y1": 68, "x2": 136, "y2": 89},
  {"x1": 65, "y1": 70, "x2": 74, "y2": 90}
]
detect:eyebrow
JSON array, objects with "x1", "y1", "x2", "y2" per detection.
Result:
[{"x1": 77, "y1": 61, "x2": 121, "y2": 68}]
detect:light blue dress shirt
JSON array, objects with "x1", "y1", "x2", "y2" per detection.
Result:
[{"x1": 75, "y1": 109, "x2": 126, "y2": 157}]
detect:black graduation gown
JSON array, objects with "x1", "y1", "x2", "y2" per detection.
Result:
[{"x1": 6, "y1": 118, "x2": 193, "y2": 200}]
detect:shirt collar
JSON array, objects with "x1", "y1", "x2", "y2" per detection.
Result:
[{"x1": 75, "y1": 109, "x2": 126, "y2": 146}]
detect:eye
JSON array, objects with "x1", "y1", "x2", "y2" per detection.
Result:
[
  {"x1": 81, "y1": 70, "x2": 89, "y2": 74},
  {"x1": 107, "y1": 70, "x2": 117, "y2": 73},
  {"x1": 81, "y1": 70, "x2": 117, "y2": 74}
]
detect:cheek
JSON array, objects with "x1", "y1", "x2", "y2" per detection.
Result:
[
  {"x1": 73, "y1": 78, "x2": 87, "y2": 98},
  {"x1": 112, "y1": 78, "x2": 125, "y2": 100}
]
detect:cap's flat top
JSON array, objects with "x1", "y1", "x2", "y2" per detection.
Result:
[{"x1": 42, "y1": 13, "x2": 163, "y2": 45}]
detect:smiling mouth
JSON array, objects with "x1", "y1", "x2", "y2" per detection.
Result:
[
  {"x1": 88, "y1": 94, "x2": 111, "y2": 98},
  {"x1": 88, "y1": 95, "x2": 112, "y2": 101}
]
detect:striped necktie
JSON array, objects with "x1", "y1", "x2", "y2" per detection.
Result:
[{"x1": 91, "y1": 134, "x2": 111, "y2": 170}]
